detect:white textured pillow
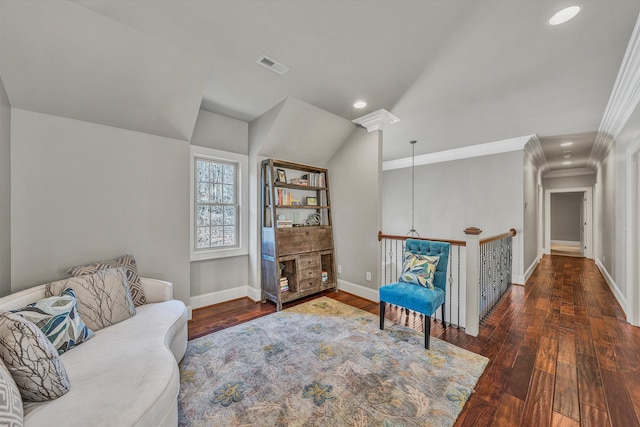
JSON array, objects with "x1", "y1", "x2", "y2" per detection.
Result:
[
  {"x1": 0, "y1": 358, "x2": 23, "y2": 426},
  {"x1": 45, "y1": 267, "x2": 136, "y2": 332},
  {"x1": 0, "y1": 312, "x2": 71, "y2": 402}
]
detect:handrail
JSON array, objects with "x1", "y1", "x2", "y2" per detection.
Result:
[
  {"x1": 377, "y1": 231, "x2": 466, "y2": 247},
  {"x1": 479, "y1": 228, "x2": 517, "y2": 245}
]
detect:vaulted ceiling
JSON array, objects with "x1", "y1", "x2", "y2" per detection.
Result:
[{"x1": 1, "y1": 0, "x2": 639, "y2": 172}]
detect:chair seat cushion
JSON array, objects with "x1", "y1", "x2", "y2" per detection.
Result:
[{"x1": 379, "y1": 282, "x2": 445, "y2": 316}]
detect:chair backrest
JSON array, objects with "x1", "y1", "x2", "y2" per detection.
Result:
[{"x1": 404, "y1": 239, "x2": 450, "y2": 294}]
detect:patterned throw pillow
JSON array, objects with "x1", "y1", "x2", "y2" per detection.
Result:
[
  {"x1": 67, "y1": 254, "x2": 146, "y2": 306},
  {"x1": 0, "y1": 312, "x2": 71, "y2": 402},
  {"x1": 11, "y1": 288, "x2": 94, "y2": 355},
  {"x1": 46, "y1": 267, "x2": 136, "y2": 332},
  {"x1": 0, "y1": 359, "x2": 23, "y2": 426},
  {"x1": 399, "y1": 252, "x2": 440, "y2": 289}
]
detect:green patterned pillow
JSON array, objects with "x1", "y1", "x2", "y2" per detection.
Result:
[
  {"x1": 399, "y1": 252, "x2": 440, "y2": 289},
  {"x1": 11, "y1": 288, "x2": 94, "y2": 355},
  {"x1": 0, "y1": 312, "x2": 71, "y2": 402}
]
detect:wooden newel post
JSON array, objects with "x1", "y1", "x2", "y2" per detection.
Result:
[{"x1": 464, "y1": 226, "x2": 482, "y2": 337}]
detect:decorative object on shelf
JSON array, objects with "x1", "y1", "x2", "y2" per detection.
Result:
[
  {"x1": 305, "y1": 213, "x2": 321, "y2": 226},
  {"x1": 305, "y1": 196, "x2": 318, "y2": 206},
  {"x1": 276, "y1": 168, "x2": 287, "y2": 183},
  {"x1": 407, "y1": 140, "x2": 420, "y2": 237}
]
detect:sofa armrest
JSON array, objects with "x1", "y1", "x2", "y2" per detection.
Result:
[{"x1": 140, "y1": 277, "x2": 174, "y2": 303}]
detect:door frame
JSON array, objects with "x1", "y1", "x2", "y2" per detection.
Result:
[
  {"x1": 544, "y1": 186, "x2": 593, "y2": 259},
  {"x1": 626, "y1": 137, "x2": 640, "y2": 326}
]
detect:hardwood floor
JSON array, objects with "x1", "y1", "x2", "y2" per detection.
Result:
[{"x1": 188, "y1": 255, "x2": 640, "y2": 427}]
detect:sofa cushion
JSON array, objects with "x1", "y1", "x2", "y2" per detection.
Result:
[
  {"x1": 22, "y1": 300, "x2": 187, "y2": 426},
  {"x1": 67, "y1": 255, "x2": 146, "y2": 306},
  {"x1": 0, "y1": 358, "x2": 23, "y2": 426},
  {"x1": 10, "y1": 288, "x2": 94, "y2": 355},
  {"x1": 0, "y1": 312, "x2": 71, "y2": 402},
  {"x1": 46, "y1": 267, "x2": 136, "y2": 332}
]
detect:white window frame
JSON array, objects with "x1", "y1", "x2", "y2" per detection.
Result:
[{"x1": 190, "y1": 145, "x2": 248, "y2": 261}]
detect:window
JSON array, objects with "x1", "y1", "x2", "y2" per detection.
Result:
[{"x1": 190, "y1": 146, "x2": 248, "y2": 260}]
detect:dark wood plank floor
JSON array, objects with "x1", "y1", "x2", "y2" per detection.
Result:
[{"x1": 188, "y1": 255, "x2": 640, "y2": 427}]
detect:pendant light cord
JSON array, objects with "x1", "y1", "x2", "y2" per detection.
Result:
[{"x1": 408, "y1": 140, "x2": 419, "y2": 237}]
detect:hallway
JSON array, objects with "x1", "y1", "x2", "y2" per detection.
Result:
[{"x1": 456, "y1": 255, "x2": 640, "y2": 427}]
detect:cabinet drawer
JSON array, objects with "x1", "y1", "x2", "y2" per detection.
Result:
[
  {"x1": 298, "y1": 254, "x2": 321, "y2": 270},
  {"x1": 276, "y1": 227, "x2": 333, "y2": 255},
  {"x1": 299, "y1": 277, "x2": 321, "y2": 291}
]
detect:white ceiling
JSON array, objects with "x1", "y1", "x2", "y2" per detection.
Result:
[{"x1": 2, "y1": 0, "x2": 639, "y2": 171}]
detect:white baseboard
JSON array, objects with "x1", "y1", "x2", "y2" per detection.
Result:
[
  {"x1": 516, "y1": 256, "x2": 540, "y2": 285},
  {"x1": 246, "y1": 286, "x2": 261, "y2": 302},
  {"x1": 190, "y1": 286, "x2": 248, "y2": 310},
  {"x1": 551, "y1": 240, "x2": 580, "y2": 247},
  {"x1": 338, "y1": 279, "x2": 378, "y2": 302},
  {"x1": 595, "y1": 258, "x2": 627, "y2": 316},
  {"x1": 187, "y1": 305, "x2": 193, "y2": 321}
]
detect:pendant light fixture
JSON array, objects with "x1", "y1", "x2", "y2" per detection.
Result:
[{"x1": 407, "y1": 140, "x2": 419, "y2": 237}]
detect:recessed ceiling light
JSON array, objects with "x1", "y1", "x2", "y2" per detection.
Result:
[
  {"x1": 353, "y1": 100, "x2": 367, "y2": 109},
  {"x1": 562, "y1": 161, "x2": 573, "y2": 165},
  {"x1": 549, "y1": 6, "x2": 581, "y2": 26},
  {"x1": 560, "y1": 142, "x2": 574, "y2": 147}
]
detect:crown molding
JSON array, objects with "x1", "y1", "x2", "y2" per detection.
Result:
[
  {"x1": 524, "y1": 134, "x2": 549, "y2": 173},
  {"x1": 589, "y1": 16, "x2": 640, "y2": 169},
  {"x1": 383, "y1": 134, "x2": 535, "y2": 171},
  {"x1": 542, "y1": 167, "x2": 595, "y2": 178},
  {"x1": 352, "y1": 109, "x2": 400, "y2": 132}
]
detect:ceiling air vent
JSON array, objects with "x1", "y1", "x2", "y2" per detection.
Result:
[{"x1": 256, "y1": 54, "x2": 290, "y2": 75}]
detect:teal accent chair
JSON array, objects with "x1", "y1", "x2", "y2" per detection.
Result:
[{"x1": 379, "y1": 239, "x2": 450, "y2": 349}]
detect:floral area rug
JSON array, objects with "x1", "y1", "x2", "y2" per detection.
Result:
[{"x1": 178, "y1": 297, "x2": 488, "y2": 427}]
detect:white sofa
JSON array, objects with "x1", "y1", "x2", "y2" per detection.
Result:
[{"x1": 0, "y1": 277, "x2": 188, "y2": 427}]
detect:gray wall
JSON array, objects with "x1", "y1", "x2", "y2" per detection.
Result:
[
  {"x1": 599, "y1": 95, "x2": 640, "y2": 302},
  {"x1": 0, "y1": 79, "x2": 10, "y2": 296},
  {"x1": 10, "y1": 109, "x2": 191, "y2": 304},
  {"x1": 327, "y1": 128, "x2": 381, "y2": 289},
  {"x1": 543, "y1": 173, "x2": 595, "y2": 189},
  {"x1": 383, "y1": 150, "x2": 525, "y2": 278},
  {"x1": 550, "y1": 192, "x2": 582, "y2": 242},
  {"x1": 190, "y1": 109, "x2": 250, "y2": 299},
  {"x1": 523, "y1": 152, "x2": 540, "y2": 271}
]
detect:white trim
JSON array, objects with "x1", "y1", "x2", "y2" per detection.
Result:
[
  {"x1": 589, "y1": 16, "x2": 640, "y2": 168},
  {"x1": 550, "y1": 240, "x2": 580, "y2": 247},
  {"x1": 520, "y1": 255, "x2": 540, "y2": 285},
  {"x1": 190, "y1": 285, "x2": 248, "y2": 310},
  {"x1": 187, "y1": 305, "x2": 193, "y2": 321},
  {"x1": 383, "y1": 134, "x2": 535, "y2": 171},
  {"x1": 543, "y1": 168, "x2": 595, "y2": 178},
  {"x1": 246, "y1": 286, "x2": 262, "y2": 302},
  {"x1": 626, "y1": 137, "x2": 640, "y2": 325},
  {"x1": 352, "y1": 109, "x2": 400, "y2": 132},
  {"x1": 190, "y1": 145, "x2": 249, "y2": 261},
  {"x1": 544, "y1": 187, "x2": 593, "y2": 259},
  {"x1": 338, "y1": 279, "x2": 378, "y2": 302},
  {"x1": 524, "y1": 135, "x2": 549, "y2": 173},
  {"x1": 595, "y1": 258, "x2": 627, "y2": 316}
]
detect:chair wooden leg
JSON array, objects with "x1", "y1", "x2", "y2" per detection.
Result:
[
  {"x1": 442, "y1": 303, "x2": 446, "y2": 328},
  {"x1": 425, "y1": 315, "x2": 431, "y2": 349},
  {"x1": 379, "y1": 302, "x2": 385, "y2": 330}
]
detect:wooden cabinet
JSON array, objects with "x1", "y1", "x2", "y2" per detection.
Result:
[{"x1": 261, "y1": 159, "x2": 337, "y2": 310}]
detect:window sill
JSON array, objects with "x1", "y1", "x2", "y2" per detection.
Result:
[{"x1": 190, "y1": 247, "x2": 248, "y2": 262}]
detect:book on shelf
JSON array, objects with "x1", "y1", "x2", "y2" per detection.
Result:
[
  {"x1": 322, "y1": 270, "x2": 328, "y2": 282},
  {"x1": 279, "y1": 276, "x2": 289, "y2": 292},
  {"x1": 276, "y1": 219, "x2": 293, "y2": 228},
  {"x1": 276, "y1": 188, "x2": 293, "y2": 206},
  {"x1": 300, "y1": 172, "x2": 325, "y2": 187},
  {"x1": 290, "y1": 178, "x2": 308, "y2": 186}
]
